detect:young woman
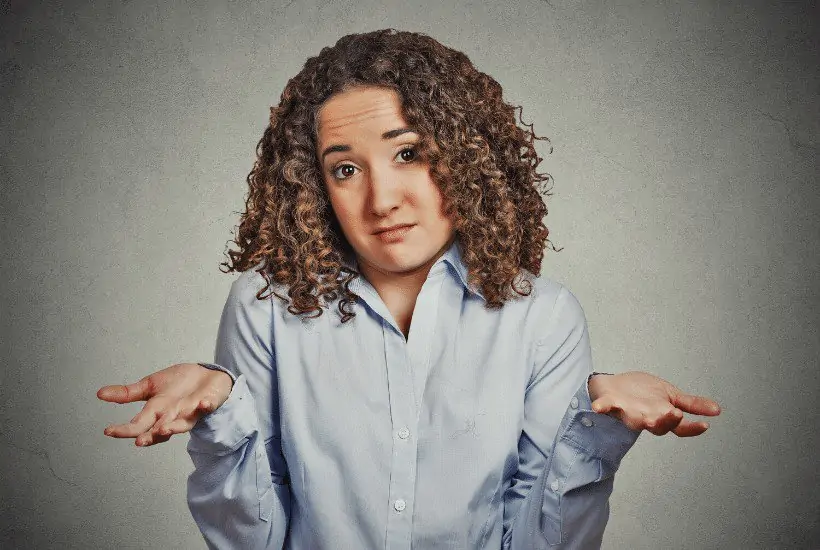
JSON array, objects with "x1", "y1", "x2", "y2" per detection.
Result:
[{"x1": 97, "y1": 29, "x2": 720, "y2": 549}]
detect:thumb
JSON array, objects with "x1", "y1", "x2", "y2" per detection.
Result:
[
  {"x1": 97, "y1": 378, "x2": 153, "y2": 403},
  {"x1": 591, "y1": 394, "x2": 617, "y2": 415}
]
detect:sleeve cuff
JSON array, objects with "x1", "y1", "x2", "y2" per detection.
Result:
[
  {"x1": 558, "y1": 375, "x2": 642, "y2": 465},
  {"x1": 197, "y1": 362, "x2": 237, "y2": 386},
  {"x1": 188, "y1": 373, "x2": 257, "y2": 454}
]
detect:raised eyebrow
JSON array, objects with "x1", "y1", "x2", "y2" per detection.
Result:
[
  {"x1": 320, "y1": 127, "x2": 418, "y2": 161},
  {"x1": 381, "y1": 127, "x2": 416, "y2": 140}
]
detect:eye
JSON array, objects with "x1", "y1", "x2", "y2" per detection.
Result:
[
  {"x1": 395, "y1": 146, "x2": 418, "y2": 163},
  {"x1": 330, "y1": 147, "x2": 420, "y2": 181},
  {"x1": 331, "y1": 164, "x2": 358, "y2": 180}
]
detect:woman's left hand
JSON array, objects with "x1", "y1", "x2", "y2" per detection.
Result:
[{"x1": 588, "y1": 371, "x2": 721, "y2": 437}]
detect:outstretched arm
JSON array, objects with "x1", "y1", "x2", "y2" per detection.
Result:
[
  {"x1": 502, "y1": 286, "x2": 639, "y2": 549},
  {"x1": 97, "y1": 271, "x2": 292, "y2": 549},
  {"x1": 502, "y1": 286, "x2": 720, "y2": 549},
  {"x1": 185, "y1": 273, "x2": 291, "y2": 549}
]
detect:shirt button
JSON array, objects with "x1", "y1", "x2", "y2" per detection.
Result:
[
  {"x1": 570, "y1": 397, "x2": 579, "y2": 409},
  {"x1": 550, "y1": 480, "x2": 560, "y2": 492},
  {"x1": 581, "y1": 416, "x2": 593, "y2": 427},
  {"x1": 397, "y1": 427, "x2": 410, "y2": 439},
  {"x1": 394, "y1": 499, "x2": 406, "y2": 512}
]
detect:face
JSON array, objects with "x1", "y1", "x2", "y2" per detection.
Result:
[{"x1": 316, "y1": 85, "x2": 455, "y2": 284}]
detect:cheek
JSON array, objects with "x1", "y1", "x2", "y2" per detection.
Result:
[
  {"x1": 423, "y1": 187, "x2": 448, "y2": 220},
  {"x1": 329, "y1": 199, "x2": 367, "y2": 240}
]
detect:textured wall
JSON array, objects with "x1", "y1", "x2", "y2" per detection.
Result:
[{"x1": 1, "y1": 0, "x2": 817, "y2": 548}]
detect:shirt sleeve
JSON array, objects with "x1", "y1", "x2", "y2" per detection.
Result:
[
  {"x1": 502, "y1": 285, "x2": 641, "y2": 550},
  {"x1": 186, "y1": 273, "x2": 291, "y2": 549},
  {"x1": 197, "y1": 362, "x2": 237, "y2": 386}
]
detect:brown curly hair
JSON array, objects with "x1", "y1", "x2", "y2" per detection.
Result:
[{"x1": 221, "y1": 28, "x2": 557, "y2": 323}]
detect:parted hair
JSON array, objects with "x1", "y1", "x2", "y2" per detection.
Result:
[{"x1": 221, "y1": 28, "x2": 557, "y2": 323}]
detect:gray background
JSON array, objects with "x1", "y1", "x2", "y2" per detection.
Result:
[{"x1": 1, "y1": 0, "x2": 817, "y2": 548}]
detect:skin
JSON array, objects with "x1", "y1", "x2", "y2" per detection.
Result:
[
  {"x1": 97, "y1": 86, "x2": 721, "y2": 446},
  {"x1": 316, "y1": 85, "x2": 456, "y2": 337}
]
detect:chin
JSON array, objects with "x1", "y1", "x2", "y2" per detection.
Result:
[
  {"x1": 370, "y1": 248, "x2": 433, "y2": 272},
  {"x1": 376, "y1": 255, "x2": 425, "y2": 272}
]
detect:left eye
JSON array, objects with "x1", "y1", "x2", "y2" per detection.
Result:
[{"x1": 396, "y1": 147, "x2": 417, "y2": 163}]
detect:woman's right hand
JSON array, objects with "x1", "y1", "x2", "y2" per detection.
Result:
[{"x1": 97, "y1": 362, "x2": 234, "y2": 447}]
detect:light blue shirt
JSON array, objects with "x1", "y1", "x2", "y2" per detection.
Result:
[{"x1": 187, "y1": 238, "x2": 641, "y2": 549}]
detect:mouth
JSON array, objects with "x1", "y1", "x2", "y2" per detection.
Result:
[
  {"x1": 373, "y1": 223, "x2": 416, "y2": 235},
  {"x1": 374, "y1": 224, "x2": 416, "y2": 241}
]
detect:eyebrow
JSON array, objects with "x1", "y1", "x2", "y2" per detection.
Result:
[{"x1": 320, "y1": 127, "x2": 417, "y2": 162}]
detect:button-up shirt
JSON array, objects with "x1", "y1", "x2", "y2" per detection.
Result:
[{"x1": 187, "y1": 238, "x2": 640, "y2": 549}]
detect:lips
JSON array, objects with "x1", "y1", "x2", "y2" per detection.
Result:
[
  {"x1": 374, "y1": 223, "x2": 415, "y2": 234},
  {"x1": 374, "y1": 224, "x2": 416, "y2": 243}
]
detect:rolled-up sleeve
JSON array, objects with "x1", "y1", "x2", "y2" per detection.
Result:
[
  {"x1": 503, "y1": 286, "x2": 641, "y2": 550},
  {"x1": 186, "y1": 272, "x2": 291, "y2": 549}
]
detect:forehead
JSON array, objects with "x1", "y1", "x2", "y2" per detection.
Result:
[{"x1": 316, "y1": 86, "x2": 408, "y2": 143}]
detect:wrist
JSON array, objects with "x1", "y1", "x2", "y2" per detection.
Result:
[
  {"x1": 197, "y1": 362, "x2": 237, "y2": 387},
  {"x1": 214, "y1": 369, "x2": 234, "y2": 390},
  {"x1": 588, "y1": 372, "x2": 614, "y2": 402}
]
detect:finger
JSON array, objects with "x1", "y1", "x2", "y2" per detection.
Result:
[
  {"x1": 150, "y1": 410, "x2": 176, "y2": 437},
  {"x1": 152, "y1": 398, "x2": 215, "y2": 437},
  {"x1": 672, "y1": 419, "x2": 710, "y2": 437},
  {"x1": 147, "y1": 401, "x2": 196, "y2": 444},
  {"x1": 671, "y1": 393, "x2": 721, "y2": 416},
  {"x1": 136, "y1": 431, "x2": 172, "y2": 447},
  {"x1": 156, "y1": 417, "x2": 194, "y2": 436},
  {"x1": 103, "y1": 407, "x2": 160, "y2": 438},
  {"x1": 97, "y1": 377, "x2": 154, "y2": 404},
  {"x1": 644, "y1": 407, "x2": 683, "y2": 436},
  {"x1": 194, "y1": 397, "x2": 219, "y2": 415},
  {"x1": 591, "y1": 394, "x2": 618, "y2": 415}
]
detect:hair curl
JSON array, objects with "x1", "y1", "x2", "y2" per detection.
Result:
[{"x1": 221, "y1": 28, "x2": 558, "y2": 323}]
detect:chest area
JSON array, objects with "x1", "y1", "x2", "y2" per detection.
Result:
[{"x1": 274, "y1": 297, "x2": 536, "y2": 463}]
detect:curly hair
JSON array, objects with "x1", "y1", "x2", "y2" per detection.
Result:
[{"x1": 221, "y1": 28, "x2": 557, "y2": 323}]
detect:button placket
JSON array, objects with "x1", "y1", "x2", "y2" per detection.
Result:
[{"x1": 382, "y1": 322, "x2": 419, "y2": 549}]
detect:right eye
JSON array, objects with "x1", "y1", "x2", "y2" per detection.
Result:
[{"x1": 331, "y1": 164, "x2": 358, "y2": 180}]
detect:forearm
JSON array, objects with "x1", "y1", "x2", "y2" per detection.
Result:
[
  {"x1": 186, "y1": 374, "x2": 291, "y2": 549},
  {"x1": 504, "y1": 378, "x2": 640, "y2": 550}
]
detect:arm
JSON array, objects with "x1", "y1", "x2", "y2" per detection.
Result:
[
  {"x1": 502, "y1": 286, "x2": 641, "y2": 550},
  {"x1": 186, "y1": 274, "x2": 291, "y2": 549}
]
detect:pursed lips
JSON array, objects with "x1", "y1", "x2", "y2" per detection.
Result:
[{"x1": 373, "y1": 223, "x2": 416, "y2": 234}]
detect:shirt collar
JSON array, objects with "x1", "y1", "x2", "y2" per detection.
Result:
[
  {"x1": 339, "y1": 237, "x2": 485, "y2": 301},
  {"x1": 438, "y1": 237, "x2": 485, "y2": 300}
]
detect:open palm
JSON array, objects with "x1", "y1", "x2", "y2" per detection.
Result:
[{"x1": 97, "y1": 362, "x2": 233, "y2": 447}]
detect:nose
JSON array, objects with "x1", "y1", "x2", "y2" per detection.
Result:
[{"x1": 368, "y1": 165, "x2": 403, "y2": 217}]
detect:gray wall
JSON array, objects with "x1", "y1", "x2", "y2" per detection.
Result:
[{"x1": 1, "y1": 0, "x2": 817, "y2": 548}]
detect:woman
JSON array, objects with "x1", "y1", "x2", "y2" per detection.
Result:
[{"x1": 97, "y1": 29, "x2": 720, "y2": 549}]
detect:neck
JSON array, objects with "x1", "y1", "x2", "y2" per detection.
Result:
[{"x1": 357, "y1": 235, "x2": 455, "y2": 300}]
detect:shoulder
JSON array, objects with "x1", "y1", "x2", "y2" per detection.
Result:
[
  {"x1": 523, "y1": 271, "x2": 588, "y2": 346},
  {"x1": 223, "y1": 262, "x2": 279, "y2": 314}
]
